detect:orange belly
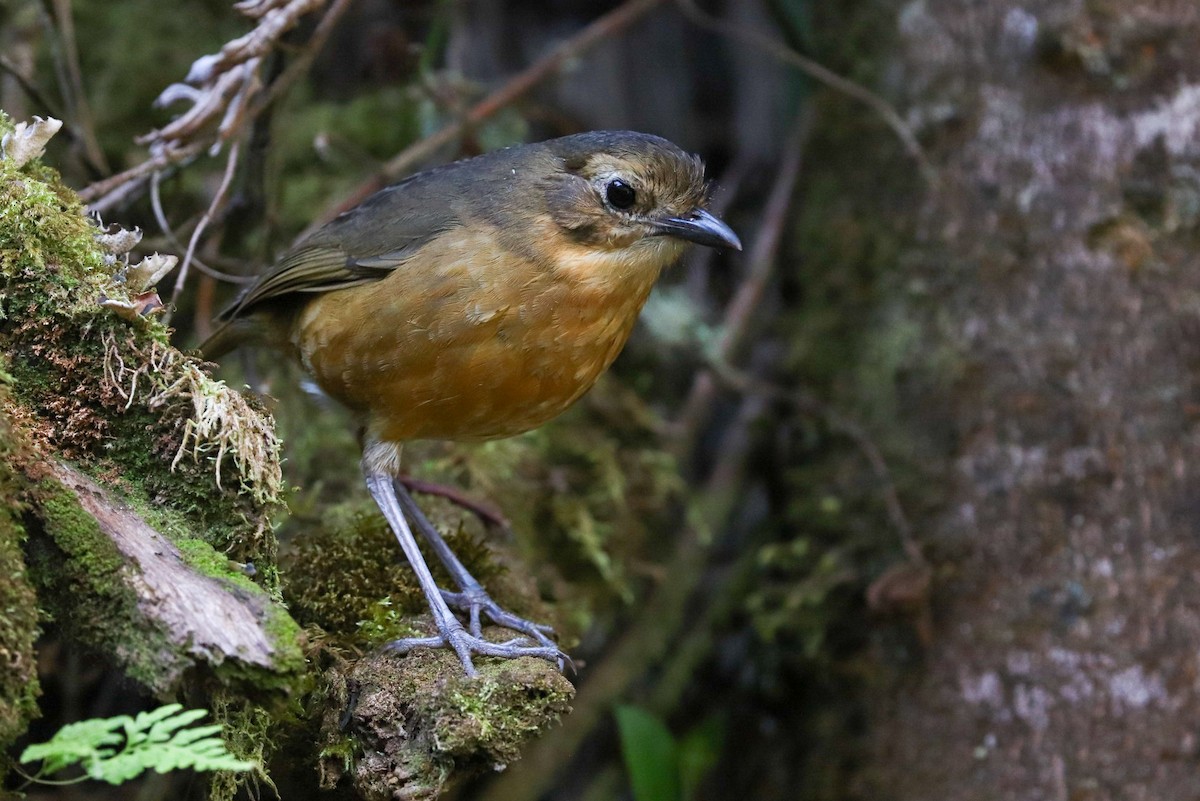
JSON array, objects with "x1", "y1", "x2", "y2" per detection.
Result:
[{"x1": 289, "y1": 240, "x2": 664, "y2": 443}]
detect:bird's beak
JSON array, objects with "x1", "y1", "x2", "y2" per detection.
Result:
[{"x1": 653, "y1": 209, "x2": 742, "y2": 251}]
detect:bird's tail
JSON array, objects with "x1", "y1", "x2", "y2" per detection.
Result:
[{"x1": 197, "y1": 317, "x2": 260, "y2": 361}]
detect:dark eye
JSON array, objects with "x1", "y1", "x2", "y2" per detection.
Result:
[{"x1": 605, "y1": 179, "x2": 636, "y2": 210}]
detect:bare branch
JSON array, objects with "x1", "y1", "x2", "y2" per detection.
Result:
[
  {"x1": 164, "y1": 141, "x2": 243, "y2": 325},
  {"x1": 149, "y1": 170, "x2": 255, "y2": 285},
  {"x1": 78, "y1": 0, "x2": 338, "y2": 209}
]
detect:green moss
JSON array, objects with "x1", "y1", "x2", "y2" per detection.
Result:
[
  {"x1": 0, "y1": 385, "x2": 40, "y2": 777},
  {"x1": 208, "y1": 691, "x2": 278, "y2": 801},
  {"x1": 24, "y1": 476, "x2": 182, "y2": 692},
  {"x1": 282, "y1": 504, "x2": 507, "y2": 643},
  {"x1": 318, "y1": 734, "x2": 358, "y2": 775},
  {"x1": 0, "y1": 111, "x2": 307, "y2": 794},
  {"x1": 320, "y1": 649, "x2": 574, "y2": 798},
  {"x1": 0, "y1": 111, "x2": 283, "y2": 565},
  {"x1": 176, "y1": 538, "x2": 263, "y2": 595}
]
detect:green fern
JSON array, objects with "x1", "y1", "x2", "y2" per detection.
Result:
[{"x1": 20, "y1": 703, "x2": 255, "y2": 785}]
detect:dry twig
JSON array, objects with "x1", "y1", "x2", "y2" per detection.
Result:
[
  {"x1": 148, "y1": 170, "x2": 255, "y2": 285},
  {"x1": 163, "y1": 140, "x2": 243, "y2": 324},
  {"x1": 78, "y1": 0, "x2": 346, "y2": 213}
]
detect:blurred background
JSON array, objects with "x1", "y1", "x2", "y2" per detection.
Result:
[{"x1": 6, "y1": 0, "x2": 1200, "y2": 799}]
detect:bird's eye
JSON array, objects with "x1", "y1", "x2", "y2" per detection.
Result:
[{"x1": 605, "y1": 179, "x2": 636, "y2": 210}]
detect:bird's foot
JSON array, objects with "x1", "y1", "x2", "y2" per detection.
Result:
[
  {"x1": 440, "y1": 585, "x2": 557, "y2": 648},
  {"x1": 383, "y1": 618, "x2": 564, "y2": 678}
]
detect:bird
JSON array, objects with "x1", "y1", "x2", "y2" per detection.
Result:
[{"x1": 201, "y1": 130, "x2": 741, "y2": 676}]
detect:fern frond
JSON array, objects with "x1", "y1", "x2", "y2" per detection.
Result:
[{"x1": 20, "y1": 703, "x2": 255, "y2": 786}]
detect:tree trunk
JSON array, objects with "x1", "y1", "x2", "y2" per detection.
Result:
[{"x1": 838, "y1": 1, "x2": 1200, "y2": 798}]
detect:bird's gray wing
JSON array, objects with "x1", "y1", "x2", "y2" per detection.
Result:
[{"x1": 218, "y1": 169, "x2": 467, "y2": 321}]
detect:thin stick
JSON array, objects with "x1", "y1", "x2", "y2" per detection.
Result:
[
  {"x1": 675, "y1": 0, "x2": 933, "y2": 181},
  {"x1": 150, "y1": 169, "x2": 255, "y2": 285},
  {"x1": 79, "y1": 0, "x2": 348, "y2": 209},
  {"x1": 397, "y1": 476, "x2": 510, "y2": 530},
  {"x1": 48, "y1": 0, "x2": 108, "y2": 174},
  {"x1": 255, "y1": 0, "x2": 355, "y2": 113},
  {"x1": 79, "y1": 142, "x2": 205, "y2": 208},
  {"x1": 165, "y1": 140, "x2": 242, "y2": 324}
]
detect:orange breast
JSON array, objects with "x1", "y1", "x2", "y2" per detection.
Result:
[{"x1": 289, "y1": 228, "x2": 671, "y2": 444}]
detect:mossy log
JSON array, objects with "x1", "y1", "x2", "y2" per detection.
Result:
[
  {"x1": 22, "y1": 457, "x2": 299, "y2": 691},
  {"x1": 316, "y1": 650, "x2": 573, "y2": 800}
]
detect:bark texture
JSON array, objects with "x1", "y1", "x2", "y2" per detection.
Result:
[
  {"x1": 852, "y1": 1, "x2": 1200, "y2": 798},
  {"x1": 39, "y1": 459, "x2": 291, "y2": 679}
]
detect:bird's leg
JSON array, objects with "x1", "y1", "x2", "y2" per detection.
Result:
[
  {"x1": 364, "y1": 469, "x2": 562, "y2": 676},
  {"x1": 393, "y1": 480, "x2": 557, "y2": 649}
]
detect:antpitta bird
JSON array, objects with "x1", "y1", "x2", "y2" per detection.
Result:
[{"x1": 201, "y1": 131, "x2": 741, "y2": 675}]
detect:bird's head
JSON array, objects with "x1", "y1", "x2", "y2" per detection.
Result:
[{"x1": 539, "y1": 131, "x2": 741, "y2": 262}]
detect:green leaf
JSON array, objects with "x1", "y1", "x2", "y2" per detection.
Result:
[
  {"x1": 677, "y1": 716, "x2": 724, "y2": 801},
  {"x1": 19, "y1": 704, "x2": 255, "y2": 786},
  {"x1": 615, "y1": 705, "x2": 681, "y2": 801}
]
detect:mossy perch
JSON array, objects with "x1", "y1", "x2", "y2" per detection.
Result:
[
  {"x1": 0, "y1": 391, "x2": 40, "y2": 780},
  {"x1": 317, "y1": 651, "x2": 573, "y2": 800},
  {"x1": 28, "y1": 459, "x2": 294, "y2": 686}
]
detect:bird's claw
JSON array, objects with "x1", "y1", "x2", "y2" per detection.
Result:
[
  {"x1": 439, "y1": 587, "x2": 558, "y2": 650},
  {"x1": 383, "y1": 623, "x2": 565, "y2": 678}
]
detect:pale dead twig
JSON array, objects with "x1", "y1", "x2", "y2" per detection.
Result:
[
  {"x1": 141, "y1": 0, "x2": 324, "y2": 152},
  {"x1": 78, "y1": 0, "x2": 340, "y2": 212},
  {"x1": 163, "y1": 140, "x2": 243, "y2": 325},
  {"x1": 253, "y1": 0, "x2": 356, "y2": 114},
  {"x1": 78, "y1": 142, "x2": 206, "y2": 212},
  {"x1": 149, "y1": 170, "x2": 255, "y2": 285}
]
